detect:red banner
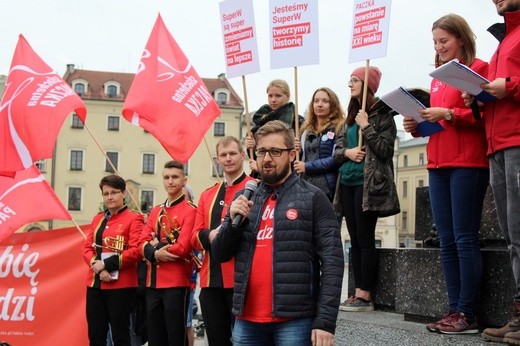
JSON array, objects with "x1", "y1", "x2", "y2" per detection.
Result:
[
  {"x1": 122, "y1": 14, "x2": 221, "y2": 163},
  {"x1": 0, "y1": 225, "x2": 88, "y2": 346},
  {"x1": 0, "y1": 35, "x2": 87, "y2": 176},
  {"x1": 0, "y1": 165, "x2": 71, "y2": 243}
]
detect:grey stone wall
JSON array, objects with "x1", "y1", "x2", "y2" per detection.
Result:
[{"x1": 347, "y1": 185, "x2": 515, "y2": 328}]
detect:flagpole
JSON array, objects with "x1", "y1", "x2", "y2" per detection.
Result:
[
  {"x1": 294, "y1": 66, "x2": 300, "y2": 160},
  {"x1": 70, "y1": 218, "x2": 87, "y2": 239},
  {"x1": 241, "y1": 75, "x2": 254, "y2": 159},
  {"x1": 203, "y1": 137, "x2": 222, "y2": 183},
  {"x1": 358, "y1": 59, "x2": 370, "y2": 148},
  {"x1": 83, "y1": 123, "x2": 143, "y2": 213}
]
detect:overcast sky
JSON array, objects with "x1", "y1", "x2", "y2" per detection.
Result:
[{"x1": 0, "y1": 0, "x2": 502, "y2": 136}]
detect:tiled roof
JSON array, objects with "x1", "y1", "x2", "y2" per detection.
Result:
[{"x1": 62, "y1": 65, "x2": 243, "y2": 107}]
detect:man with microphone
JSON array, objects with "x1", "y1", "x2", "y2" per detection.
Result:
[
  {"x1": 212, "y1": 120, "x2": 343, "y2": 346},
  {"x1": 191, "y1": 136, "x2": 255, "y2": 346}
]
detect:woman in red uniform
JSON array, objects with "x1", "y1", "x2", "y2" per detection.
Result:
[{"x1": 83, "y1": 175, "x2": 144, "y2": 345}]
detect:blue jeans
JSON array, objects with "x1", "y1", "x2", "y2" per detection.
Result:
[
  {"x1": 232, "y1": 317, "x2": 313, "y2": 346},
  {"x1": 429, "y1": 168, "x2": 489, "y2": 318},
  {"x1": 490, "y1": 147, "x2": 520, "y2": 299}
]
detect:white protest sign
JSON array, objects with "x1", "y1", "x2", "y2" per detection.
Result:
[
  {"x1": 220, "y1": 0, "x2": 260, "y2": 78},
  {"x1": 348, "y1": 0, "x2": 392, "y2": 63},
  {"x1": 269, "y1": 0, "x2": 319, "y2": 69}
]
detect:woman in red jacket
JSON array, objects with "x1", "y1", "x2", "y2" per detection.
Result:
[
  {"x1": 83, "y1": 175, "x2": 144, "y2": 345},
  {"x1": 403, "y1": 14, "x2": 489, "y2": 335}
]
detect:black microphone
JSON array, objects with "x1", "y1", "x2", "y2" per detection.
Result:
[{"x1": 231, "y1": 180, "x2": 258, "y2": 229}]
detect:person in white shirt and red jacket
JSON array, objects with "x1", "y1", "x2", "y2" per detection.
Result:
[
  {"x1": 83, "y1": 174, "x2": 144, "y2": 346},
  {"x1": 139, "y1": 160, "x2": 197, "y2": 346}
]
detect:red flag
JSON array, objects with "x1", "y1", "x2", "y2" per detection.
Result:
[
  {"x1": 0, "y1": 165, "x2": 71, "y2": 242},
  {"x1": 122, "y1": 14, "x2": 221, "y2": 163},
  {"x1": 0, "y1": 35, "x2": 87, "y2": 176}
]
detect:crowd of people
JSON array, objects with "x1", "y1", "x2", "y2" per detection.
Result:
[{"x1": 81, "y1": 1, "x2": 520, "y2": 345}]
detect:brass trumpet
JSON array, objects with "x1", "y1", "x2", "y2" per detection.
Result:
[
  {"x1": 158, "y1": 211, "x2": 202, "y2": 271},
  {"x1": 158, "y1": 213, "x2": 180, "y2": 244},
  {"x1": 92, "y1": 235, "x2": 128, "y2": 254}
]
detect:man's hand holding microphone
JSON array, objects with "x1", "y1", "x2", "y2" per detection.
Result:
[{"x1": 230, "y1": 181, "x2": 257, "y2": 229}]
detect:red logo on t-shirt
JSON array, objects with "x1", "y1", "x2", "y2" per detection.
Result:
[{"x1": 286, "y1": 209, "x2": 298, "y2": 220}]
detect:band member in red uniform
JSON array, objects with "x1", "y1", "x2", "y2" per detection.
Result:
[
  {"x1": 83, "y1": 174, "x2": 144, "y2": 346},
  {"x1": 139, "y1": 160, "x2": 197, "y2": 346},
  {"x1": 191, "y1": 136, "x2": 255, "y2": 346}
]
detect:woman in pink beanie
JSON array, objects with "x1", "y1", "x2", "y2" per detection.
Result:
[{"x1": 333, "y1": 65, "x2": 400, "y2": 312}]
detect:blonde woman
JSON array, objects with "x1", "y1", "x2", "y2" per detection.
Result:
[{"x1": 294, "y1": 87, "x2": 345, "y2": 201}]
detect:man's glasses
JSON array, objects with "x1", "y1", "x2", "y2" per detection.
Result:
[
  {"x1": 255, "y1": 148, "x2": 293, "y2": 157},
  {"x1": 102, "y1": 190, "x2": 122, "y2": 197}
]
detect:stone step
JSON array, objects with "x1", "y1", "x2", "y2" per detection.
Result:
[{"x1": 335, "y1": 310, "x2": 503, "y2": 346}]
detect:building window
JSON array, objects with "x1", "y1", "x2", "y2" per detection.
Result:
[
  {"x1": 402, "y1": 181, "x2": 408, "y2": 198},
  {"x1": 71, "y1": 113, "x2": 84, "y2": 129},
  {"x1": 184, "y1": 161, "x2": 189, "y2": 176},
  {"x1": 419, "y1": 153, "x2": 425, "y2": 166},
  {"x1": 105, "y1": 151, "x2": 119, "y2": 172},
  {"x1": 74, "y1": 83, "x2": 85, "y2": 96},
  {"x1": 70, "y1": 150, "x2": 83, "y2": 171},
  {"x1": 418, "y1": 179, "x2": 424, "y2": 187},
  {"x1": 143, "y1": 154, "x2": 155, "y2": 174},
  {"x1": 214, "y1": 122, "x2": 225, "y2": 137},
  {"x1": 107, "y1": 85, "x2": 117, "y2": 98},
  {"x1": 402, "y1": 211, "x2": 408, "y2": 230},
  {"x1": 403, "y1": 155, "x2": 408, "y2": 167},
  {"x1": 212, "y1": 157, "x2": 224, "y2": 177},
  {"x1": 217, "y1": 92, "x2": 227, "y2": 104},
  {"x1": 35, "y1": 159, "x2": 47, "y2": 173},
  {"x1": 141, "y1": 190, "x2": 154, "y2": 213},
  {"x1": 68, "y1": 187, "x2": 82, "y2": 211},
  {"x1": 107, "y1": 116, "x2": 120, "y2": 131}
]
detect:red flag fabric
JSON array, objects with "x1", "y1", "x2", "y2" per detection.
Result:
[
  {"x1": 122, "y1": 14, "x2": 222, "y2": 163},
  {"x1": 0, "y1": 165, "x2": 71, "y2": 242},
  {"x1": 0, "y1": 35, "x2": 87, "y2": 176}
]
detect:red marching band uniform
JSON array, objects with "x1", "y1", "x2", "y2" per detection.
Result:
[
  {"x1": 82, "y1": 206, "x2": 144, "y2": 289},
  {"x1": 140, "y1": 195, "x2": 197, "y2": 288},
  {"x1": 191, "y1": 172, "x2": 255, "y2": 289}
]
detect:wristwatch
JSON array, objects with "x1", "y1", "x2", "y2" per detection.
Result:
[{"x1": 444, "y1": 109, "x2": 453, "y2": 121}]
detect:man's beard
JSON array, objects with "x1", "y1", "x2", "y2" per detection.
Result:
[
  {"x1": 499, "y1": 1, "x2": 520, "y2": 15},
  {"x1": 260, "y1": 161, "x2": 291, "y2": 185}
]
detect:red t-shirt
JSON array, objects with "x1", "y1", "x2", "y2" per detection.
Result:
[{"x1": 240, "y1": 195, "x2": 290, "y2": 322}]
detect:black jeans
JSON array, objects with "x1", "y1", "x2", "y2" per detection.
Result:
[
  {"x1": 146, "y1": 287, "x2": 189, "y2": 346},
  {"x1": 86, "y1": 287, "x2": 136, "y2": 346},
  {"x1": 199, "y1": 287, "x2": 234, "y2": 346},
  {"x1": 340, "y1": 184, "x2": 378, "y2": 293}
]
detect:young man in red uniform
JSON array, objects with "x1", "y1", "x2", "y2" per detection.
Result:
[
  {"x1": 191, "y1": 136, "x2": 255, "y2": 346},
  {"x1": 212, "y1": 121, "x2": 344, "y2": 346},
  {"x1": 139, "y1": 160, "x2": 197, "y2": 346},
  {"x1": 83, "y1": 175, "x2": 144, "y2": 345}
]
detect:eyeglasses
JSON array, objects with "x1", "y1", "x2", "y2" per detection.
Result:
[
  {"x1": 102, "y1": 190, "x2": 122, "y2": 197},
  {"x1": 348, "y1": 78, "x2": 361, "y2": 85},
  {"x1": 255, "y1": 148, "x2": 293, "y2": 157}
]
